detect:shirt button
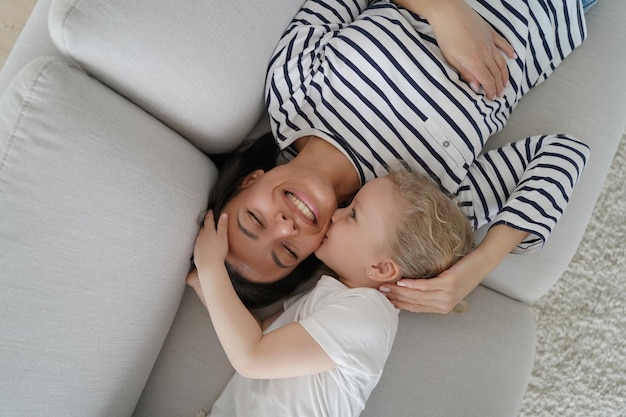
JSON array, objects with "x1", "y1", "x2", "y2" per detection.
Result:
[{"x1": 443, "y1": 140, "x2": 450, "y2": 148}]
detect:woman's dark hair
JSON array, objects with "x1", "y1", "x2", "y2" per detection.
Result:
[{"x1": 203, "y1": 132, "x2": 320, "y2": 309}]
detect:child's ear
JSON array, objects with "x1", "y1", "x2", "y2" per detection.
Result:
[
  {"x1": 367, "y1": 259, "x2": 401, "y2": 283},
  {"x1": 239, "y1": 169, "x2": 265, "y2": 188}
]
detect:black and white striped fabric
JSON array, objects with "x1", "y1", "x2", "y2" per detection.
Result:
[{"x1": 265, "y1": 0, "x2": 589, "y2": 253}]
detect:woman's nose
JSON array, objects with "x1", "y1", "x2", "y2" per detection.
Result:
[{"x1": 273, "y1": 212, "x2": 297, "y2": 237}]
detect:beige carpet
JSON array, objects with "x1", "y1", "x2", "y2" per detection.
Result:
[{"x1": 519, "y1": 132, "x2": 626, "y2": 416}]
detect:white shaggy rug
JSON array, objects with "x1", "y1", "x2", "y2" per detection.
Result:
[{"x1": 518, "y1": 132, "x2": 626, "y2": 417}]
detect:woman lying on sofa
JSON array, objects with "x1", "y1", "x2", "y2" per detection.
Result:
[{"x1": 198, "y1": 0, "x2": 591, "y2": 313}]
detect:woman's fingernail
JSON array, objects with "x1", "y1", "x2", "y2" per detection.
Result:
[
  {"x1": 469, "y1": 82, "x2": 479, "y2": 92},
  {"x1": 379, "y1": 286, "x2": 390, "y2": 293}
]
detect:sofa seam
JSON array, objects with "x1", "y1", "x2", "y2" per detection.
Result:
[
  {"x1": 58, "y1": 0, "x2": 83, "y2": 56},
  {"x1": 0, "y1": 60, "x2": 56, "y2": 178}
]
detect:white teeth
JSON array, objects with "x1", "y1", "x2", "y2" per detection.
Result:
[{"x1": 286, "y1": 192, "x2": 316, "y2": 223}]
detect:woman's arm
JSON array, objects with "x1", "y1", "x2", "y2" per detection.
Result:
[
  {"x1": 191, "y1": 211, "x2": 336, "y2": 379},
  {"x1": 393, "y1": 0, "x2": 516, "y2": 99},
  {"x1": 380, "y1": 134, "x2": 590, "y2": 313},
  {"x1": 270, "y1": 0, "x2": 515, "y2": 102}
]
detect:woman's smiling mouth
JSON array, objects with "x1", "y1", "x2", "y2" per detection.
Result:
[{"x1": 285, "y1": 191, "x2": 317, "y2": 224}]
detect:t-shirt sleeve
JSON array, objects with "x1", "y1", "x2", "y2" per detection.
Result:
[{"x1": 299, "y1": 289, "x2": 398, "y2": 378}]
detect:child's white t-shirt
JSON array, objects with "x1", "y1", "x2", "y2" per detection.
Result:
[{"x1": 208, "y1": 275, "x2": 399, "y2": 417}]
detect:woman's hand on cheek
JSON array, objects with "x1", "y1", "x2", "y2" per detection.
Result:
[{"x1": 193, "y1": 210, "x2": 229, "y2": 272}]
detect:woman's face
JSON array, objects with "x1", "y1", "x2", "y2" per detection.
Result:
[{"x1": 222, "y1": 164, "x2": 339, "y2": 283}]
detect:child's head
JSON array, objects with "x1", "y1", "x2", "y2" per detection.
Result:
[
  {"x1": 387, "y1": 170, "x2": 473, "y2": 278},
  {"x1": 315, "y1": 171, "x2": 473, "y2": 288}
]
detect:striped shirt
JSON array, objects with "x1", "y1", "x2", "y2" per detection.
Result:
[{"x1": 265, "y1": 0, "x2": 590, "y2": 253}]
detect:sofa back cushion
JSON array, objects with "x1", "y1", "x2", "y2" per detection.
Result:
[{"x1": 48, "y1": 0, "x2": 304, "y2": 154}]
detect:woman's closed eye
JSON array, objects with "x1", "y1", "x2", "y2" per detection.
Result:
[
  {"x1": 248, "y1": 210, "x2": 264, "y2": 227},
  {"x1": 282, "y1": 242, "x2": 298, "y2": 260},
  {"x1": 349, "y1": 208, "x2": 356, "y2": 220}
]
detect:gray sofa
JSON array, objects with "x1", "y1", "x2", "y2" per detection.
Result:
[{"x1": 1, "y1": 0, "x2": 624, "y2": 416}]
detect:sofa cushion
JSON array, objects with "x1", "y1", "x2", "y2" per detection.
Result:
[
  {"x1": 0, "y1": 0, "x2": 62, "y2": 93},
  {"x1": 0, "y1": 57, "x2": 214, "y2": 416},
  {"x1": 134, "y1": 285, "x2": 535, "y2": 417},
  {"x1": 48, "y1": 0, "x2": 304, "y2": 154}
]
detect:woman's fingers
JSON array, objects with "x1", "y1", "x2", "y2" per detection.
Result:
[
  {"x1": 485, "y1": 57, "x2": 503, "y2": 98},
  {"x1": 493, "y1": 29, "x2": 517, "y2": 60},
  {"x1": 387, "y1": 300, "x2": 443, "y2": 314},
  {"x1": 380, "y1": 279, "x2": 458, "y2": 314}
]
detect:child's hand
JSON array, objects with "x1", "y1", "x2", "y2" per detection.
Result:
[
  {"x1": 193, "y1": 210, "x2": 229, "y2": 272},
  {"x1": 186, "y1": 269, "x2": 208, "y2": 308}
]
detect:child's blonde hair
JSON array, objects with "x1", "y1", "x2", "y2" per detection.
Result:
[{"x1": 387, "y1": 170, "x2": 474, "y2": 279}]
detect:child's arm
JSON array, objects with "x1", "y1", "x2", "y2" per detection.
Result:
[
  {"x1": 187, "y1": 271, "x2": 284, "y2": 330},
  {"x1": 191, "y1": 211, "x2": 336, "y2": 379}
]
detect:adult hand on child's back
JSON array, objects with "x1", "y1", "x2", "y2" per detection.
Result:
[
  {"x1": 379, "y1": 272, "x2": 466, "y2": 314},
  {"x1": 379, "y1": 260, "x2": 484, "y2": 314},
  {"x1": 380, "y1": 222, "x2": 526, "y2": 313}
]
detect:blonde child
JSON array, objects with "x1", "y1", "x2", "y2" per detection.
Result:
[{"x1": 187, "y1": 170, "x2": 473, "y2": 417}]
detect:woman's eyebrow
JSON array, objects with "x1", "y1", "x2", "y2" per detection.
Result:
[
  {"x1": 271, "y1": 251, "x2": 290, "y2": 269},
  {"x1": 237, "y1": 213, "x2": 258, "y2": 240}
]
